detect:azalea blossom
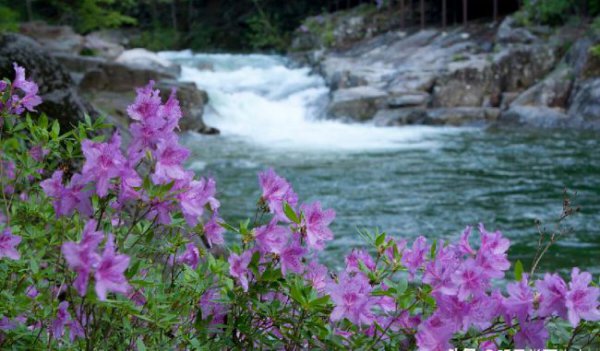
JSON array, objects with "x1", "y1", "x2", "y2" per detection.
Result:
[
  {"x1": 229, "y1": 250, "x2": 253, "y2": 292},
  {"x1": 0, "y1": 228, "x2": 21, "y2": 260},
  {"x1": 258, "y1": 168, "x2": 298, "y2": 221},
  {"x1": 61, "y1": 220, "x2": 103, "y2": 296},
  {"x1": 565, "y1": 268, "x2": 600, "y2": 327},
  {"x1": 300, "y1": 201, "x2": 335, "y2": 250},
  {"x1": 94, "y1": 234, "x2": 131, "y2": 301}
]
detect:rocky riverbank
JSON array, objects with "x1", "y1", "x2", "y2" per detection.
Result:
[
  {"x1": 0, "y1": 22, "x2": 217, "y2": 136},
  {"x1": 289, "y1": 6, "x2": 600, "y2": 131}
]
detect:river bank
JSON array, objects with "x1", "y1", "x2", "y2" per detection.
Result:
[{"x1": 289, "y1": 5, "x2": 600, "y2": 130}]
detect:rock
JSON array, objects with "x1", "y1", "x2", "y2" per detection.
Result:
[
  {"x1": 568, "y1": 78, "x2": 600, "y2": 128},
  {"x1": 496, "y1": 17, "x2": 539, "y2": 45},
  {"x1": 373, "y1": 108, "x2": 427, "y2": 126},
  {"x1": 19, "y1": 21, "x2": 83, "y2": 54},
  {"x1": 432, "y1": 58, "x2": 494, "y2": 107},
  {"x1": 52, "y1": 53, "x2": 175, "y2": 92},
  {"x1": 374, "y1": 107, "x2": 499, "y2": 126},
  {"x1": 499, "y1": 105, "x2": 569, "y2": 128},
  {"x1": 328, "y1": 86, "x2": 387, "y2": 121},
  {"x1": 83, "y1": 33, "x2": 124, "y2": 59},
  {"x1": 386, "y1": 92, "x2": 430, "y2": 108},
  {"x1": 423, "y1": 108, "x2": 500, "y2": 126},
  {"x1": 0, "y1": 33, "x2": 92, "y2": 128},
  {"x1": 500, "y1": 92, "x2": 520, "y2": 110},
  {"x1": 511, "y1": 65, "x2": 574, "y2": 109},
  {"x1": 493, "y1": 45, "x2": 560, "y2": 92},
  {"x1": 116, "y1": 48, "x2": 181, "y2": 77},
  {"x1": 329, "y1": 70, "x2": 368, "y2": 90}
]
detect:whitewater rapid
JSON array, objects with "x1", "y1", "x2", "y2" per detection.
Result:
[{"x1": 159, "y1": 50, "x2": 459, "y2": 152}]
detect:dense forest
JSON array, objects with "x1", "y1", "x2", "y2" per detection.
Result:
[{"x1": 1, "y1": 0, "x2": 600, "y2": 51}]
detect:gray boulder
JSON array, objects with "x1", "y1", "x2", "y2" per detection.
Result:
[
  {"x1": 499, "y1": 105, "x2": 569, "y2": 128},
  {"x1": 387, "y1": 92, "x2": 430, "y2": 108},
  {"x1": 511, "y1": 65, "x2": 574, "y2": 109},
  {"x1": 374, "y1": 107, "x2": 499, "y2": 126},
  {"x1": 52, "y1": 53, "x2": 176, "y2": 92},
  {"x1": 496, "y1": 17, "x2": 539, "y2": 45},
  {"x1": 116, "y1": 48, "x2": 181, "y2": 77},
  {"x1": 568, "y1": 78, "x2": 600, "y2": 128},
  {"x1": 328, "y1": 86, "x2": 387, "y2": 121},
  {"x1": 19, "y1": 21, "x2": 83, "y2": 54},
  {"x1": 0, "y1": 33, "x2": 92, "y2": 128},
  {"x1": 432, "y1": 59, "x2": 494, "y2": 107}
]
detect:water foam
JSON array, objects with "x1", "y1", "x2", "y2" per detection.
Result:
[{"x1": 159, "y1": 51, "x2": 457, "y2": 152}]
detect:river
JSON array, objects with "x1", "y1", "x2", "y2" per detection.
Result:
[{"x1": 159, "y1": 51, "x2": 600, "y2": 274}]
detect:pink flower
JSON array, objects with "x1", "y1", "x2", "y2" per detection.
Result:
[
  {"x1": 258, "y1": 168, "x2": 298, "y2": 222},
  {"x1": 423, "y1": 244, "x2": 459, "y2": 294},
  {"x1": 475, "y1": 224, "x2": 510, "y2": 279},
  {"x1": 51, "y1": 301, "x2": 70, "y2": 339},
  {"x1": 203, "y1": 213, "x2": 225, "y2": 246},
  {"x1": 8, "y1": 63, "x2": 42, "y2": 114},
  {"x1": 503, "y1": 275, "x2": 534, "y2": 323},
  {"x1": 565, "y1": 268, "x2": 600, "y2": 327},
  {"x1": 401, "y1": 236, "x2": 429, "y2": 277},
  {"x1": 535, "y1": 273, "x2": 568, "y2": 319},
  {"x1": 94, "y1": 234, "x2": 131, "y2": 301},
  {"x1": 300, "y1": 201, "x2": 335, "y2": 250},
  {"x1": 254, "y1": 220, "x2": 289, "y2": 255},
  {"x1": 177, "y1": 243, "x2": 200, "y2": 269},
  {"x1": 450, "y1": 258, "x2": 489, "y2": 301},
  {"x1": 177, "y1": 176, "x2": 220, "y2": 227},
  {"x1": 81, "y1": 132, "x2": 126, "y2": 197},
  {"x1": 199, "y1": 288, "x2": 227, "y2": 326},
  {"x1": 329, "y1": 272, "x2": 375, "y2": 325},
  {"x1": 152, "y1": 137, "x2": 190, "y2": 183},
  {"x1": 229, "y1": 250, "x2": 253, "y2": 292},
  {"x1": 415, "y1": 315, "x2": 454, "y2": 351},
  {"x1": 25, "y1": 285, "x2": 39, "y2": 299},
  {"x1": 345, "y1": 249, "x2": 376, "y2": 273},
  {"x1": 514, "y1": 319, "x2": 548, "y2": 349},
  {"x1": 61, "y1": 220, "x2": 103, "y2": 296},
  {"x1": 304, "y1": 261, "x2": 329, "y2": 292},
  {"x1": 0, "y1": 228, "x2": 21, "y2": 260},
  {"x1": 126, "y1": 82, "x2": 181, "y2": 160},
  {"x1": 458, "y1": 226, "x2": 476, "y2": 255},
  {"x1": 41, "y1": 171, "x2": 93, "y2": 218},
  {"x1": 384, "y1": 238, "x2": 407, "y2": 262},
  {"x1": 280, "y1": 238, "x2": 305, "y2": 275},
  {"x1": 29, "y1": 145, "x2": 49, "y2": 162}
]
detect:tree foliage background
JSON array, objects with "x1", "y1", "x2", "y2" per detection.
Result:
[{"x1": 3, "y1": 0, "x2": 600, "y2": 51}]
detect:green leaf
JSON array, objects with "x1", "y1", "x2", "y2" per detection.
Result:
[
  {"x1": 430, "y1": 239, "x2": 437, "y2": 259},
  {"x1": 514, "y1": 260, "x2": 524, "y2": 281},
  {"x1": 309, "y1": 295, "x2": 330, "y2": 308},
  {"x1": 396, "y1": 276, "x2": 408, "y2": 294},
  {"x1": 283, "y1": 202, "x2": 300, "y2": 224},
  {"x1": 375, "y1": 232, "x2": 386, "y2": 247},
  {"x1": 136, "y1": 338, "x2": 147, "y2": 351}
]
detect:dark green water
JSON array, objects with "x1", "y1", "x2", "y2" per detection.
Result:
[{"x1": 183, "y1": 128, "x2": 600, "y2": 275}]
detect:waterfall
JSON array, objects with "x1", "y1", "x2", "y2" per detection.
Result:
[{"x1": 159, "y1": 50, "x2": 453, "y2": 152}]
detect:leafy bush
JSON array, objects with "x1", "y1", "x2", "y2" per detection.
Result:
[
  {"x1": 523, "y1": 0, "x2": 573, "y2": 25},
  {"x1": 129, "y1": 28, "x2": 181, "y2": 52},
  {"x1": 0, "y1": 5, "x2": 20, "y2": 33},
  {"x1": 0, "y1": 65, "x2": 599, "y2": 349}
]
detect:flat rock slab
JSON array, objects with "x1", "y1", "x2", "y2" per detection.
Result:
[{"x1": 328, "y1": 86, "x2": 387, "y2": 121}]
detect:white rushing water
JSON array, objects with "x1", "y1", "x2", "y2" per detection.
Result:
[{"x1": 159, "y1": 50, "x2": 458, "y2": 152}]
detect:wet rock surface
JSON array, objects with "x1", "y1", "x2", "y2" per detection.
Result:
[{"x1": 290, "y1": 10, "x2": 597, "y2": 131}]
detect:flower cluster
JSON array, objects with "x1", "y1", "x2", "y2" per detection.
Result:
[
  {"x1": 0, "y1": 67, "x2": 597, "y2": 349},
  {"x1": 0, "y1": 63, "x2": 42, "y2": 116}
]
